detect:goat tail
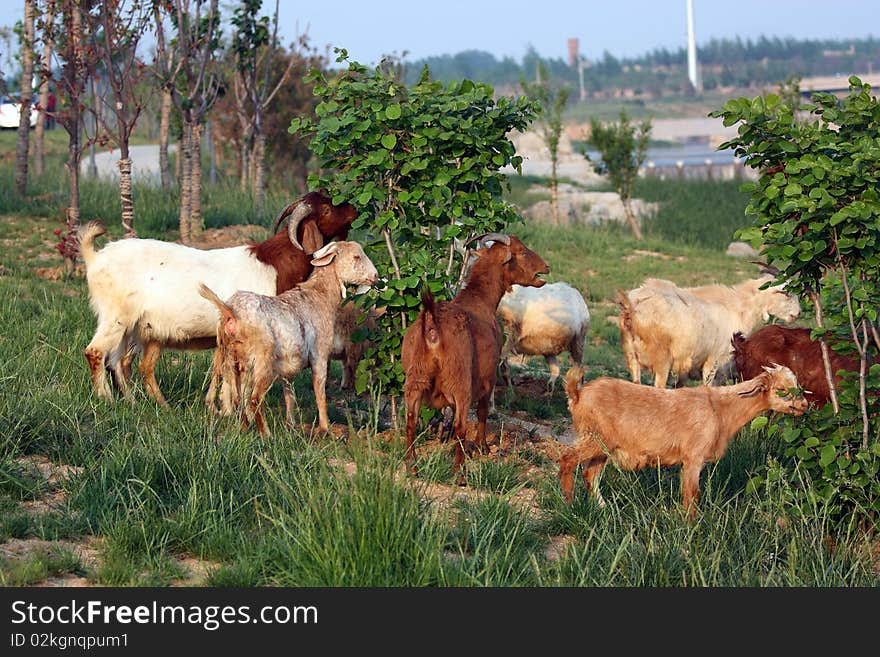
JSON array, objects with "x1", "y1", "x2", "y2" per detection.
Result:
[
  {"x1": 77, "y1": 220, "x2": 107, "y2": 268},
  {"x1": 616, "y1": 289, "x2": 634, "y2": 332},
  {"x1": 198, "y1": 283, "x2": 239, "y2": 336},
  {"x1": 565, "y1": 366, "x2": 585, "y2": 405},
  {"x1": 421, "y1": 286, "x2": 440, "y2": 347}
]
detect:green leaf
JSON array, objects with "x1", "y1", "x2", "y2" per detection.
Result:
[
  {"x1": 819, "y1": 445, "x2": 837, "y2": 467},
  {"x1": 385, "y1": 104, "x2": 402, "y2": 120},
  {"x1": 381, "y1": 134, "x2": 397, "y2": 149},
  {"x1": 750, "y1": 416, "x2": 769, "y2": 431}
]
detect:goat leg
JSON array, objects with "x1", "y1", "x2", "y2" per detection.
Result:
[
  {"x1": 680, "y1": 461, "x2": 703, "y2": 520},
  {"x1": 139, "y1": 340, "x2": 168, "y2": 407},
  {"x1": 475, "y1": 395, "x2": 491, "y2": 455}
]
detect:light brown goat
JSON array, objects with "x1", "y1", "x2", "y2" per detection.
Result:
[
  {"x1": 199, "y1": 241, "x2": 378, "y2": 435},
  {"x1": 401, "y1": 234, "x2": 549, "y2": 483},
  {"x1": 559, "y1": 365, "x2": 808, "y2": 517}
]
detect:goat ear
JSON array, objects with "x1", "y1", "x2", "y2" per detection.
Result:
[
  {"x1": 300, "y1": 221, "x2": 324, "y2": 255},
  {"x1": 737, "y1": 381, "x2": 764, "y2": 397},
  {"x1": 310, "y1": 242, "x2": 338, "y2": 267},
  {"x1": 498, "y1": 245, "x2": 512, "y2": 264}
]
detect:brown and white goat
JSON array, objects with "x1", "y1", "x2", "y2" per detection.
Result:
[
  {"x1": 559, "y1": 365, "x2": 808, "y2": 517},
  {"x1": 199, "y1": 241, "x2": 378, "y2": 435},
  {"x1": 401, "y1": 234, "x2": 549, "y2": 483},
  {"x1": 79, "y1": 192, "x2": 356, "y2": 405},
  {"x1": 732, "y1": 326, "x2": 859, "y2": 408},
  {"x1": 616, "y1": 274, "x2": 801, "y2": 388}
]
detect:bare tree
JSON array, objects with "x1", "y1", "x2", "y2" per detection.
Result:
[
  {"x1": 50, "y1": 0, "x2": 96, "y2": 272},
  {"x1": 153, "y1": 0, "x2": 221, "y2": 243},
  {"x1": 83, "y1": 0, "x2": 151, "y2": 237},
  {"x1": 15, "y1": 0, "x2": 36, "y2": 196},
  {"x1": 151, "y1": 2, "x2": 175, "y2": 190},
  {"x1": 230, "y1": 0, "x2": 296, "y2": 209},
  {"x1": 33, "y1": 0, "x2": 55, "y2": 177}
]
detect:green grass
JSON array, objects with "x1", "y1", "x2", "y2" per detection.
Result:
[
  {"x1": 0, "y1": 547, "x2": 84, "y2": 586},
  {"x1": 0, "y1": 168, "x2": 876, "y2": 587}
]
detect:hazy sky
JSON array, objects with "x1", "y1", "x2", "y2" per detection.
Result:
[
  {"x1": 0, "y1": 0, "x2": 876, "y2": 70},
  {"x1": 278, "y1": 0, "x2": 878, "y2": 64}
]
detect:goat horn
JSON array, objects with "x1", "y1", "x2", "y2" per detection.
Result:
[
  {"x1": 750, "y1": 260, "x2": 780, "y2": 276},
  {"x1": 274, "y1": 200, "x2": 314, "y2": 251},
  {"x1": 474, "y1": 232, "x2": 511, "y2": 248},
  {"x1": 272, "y1": 200, "x2": 299, "y2": 234}
]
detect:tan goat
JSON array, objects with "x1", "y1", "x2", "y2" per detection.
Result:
[{"x1": 559, "y1": 365, "x2": 808, "y2": 517}]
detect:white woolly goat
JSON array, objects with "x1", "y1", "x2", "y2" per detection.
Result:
[
  {"x1": 77, "y1": 193, "x2": 355, "y2": 405},
  {"x1": 496, "y1": 281, "x2": 590, "y2": 391},
  {"x1": 616, "y1": 274, "x2": 801, "y2": 388}
]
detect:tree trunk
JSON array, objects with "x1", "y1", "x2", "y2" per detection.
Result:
[
  {"x1": 206, "y1": 119, "x2": 217, "y2": 185},
  {"x1": 623, "y1": 198, "x2": 643, "y2": 240},
  {"x1": 253, "y1": 131, "x2": 266, "y2": 210},
  {"x1": 247, "y1": 140, "x2": 257, "y2": 193},
  {"x1": 178, "y1": 119, "x2": 192, "y2": 243},
  {"x1": 64, "y1": 116, "x2": 81, "y2": 274},
  {"x1": 550, "y1": 157, "x2": 559, "y2": 226},
  {"x1": 189, "y1": 120, "x2": 203, "y2": 239},
  {"x1": 809, "y1": 291, "x2": 839, "y2": 414},
  {"x1": 87, "y1": 76, "x2": 98, "y2": 178},
  {"x1": 15, "y1": 0, "x2": 35, "y2": 196},
  {"x1": 159, "y1": 87, "x2": 172, "y2": 189},
  {"x1": 118, "y1": 148, "x2": 136, "y2": 238},
  {"x1": 33, "y1": 2, "x2": 53, "y2": 178}
]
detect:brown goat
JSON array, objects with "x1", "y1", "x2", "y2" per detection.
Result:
[
  {"x1": 559, "y1": 365, "x2": 808, "y2": 517},
  {"x1": 331, "y1": 302, "x2": 378, "y2": 390},
  {"x1": 731, "y1": 326, "x2": 859, "y2": 407},
  {"x1": 401, "y1": 234, "x2": 549, "y2": 484},
  {"x1": 80, "y1": 192, "x2": 356, "y2": 406}
]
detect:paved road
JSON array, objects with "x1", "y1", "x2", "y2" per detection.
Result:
[{"x1": 81, "y1": 143, "x2": 175, "y2": 185}]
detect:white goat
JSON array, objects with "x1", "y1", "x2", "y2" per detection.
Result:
[
  {"x1": 77, "y1": 194, "x2": 355, "y2": 405},
  {"x1": 616, "y1": 274, "x2": 801, "y2": 388},
  {"x1": 496, "y1": 282, "x2": 590, "y2": 391}
]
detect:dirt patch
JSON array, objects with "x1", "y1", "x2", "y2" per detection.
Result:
[
  {"x1": 0, "y1": 536, "x2": 102, "y2": 587},
  {"x1": 16, "y1": 455, "x2": 84, "y2": 514},
  {"x1": 623, "y1": 249, "x2": 687, "y2": 263},
  {"x1": 185, "y1": 225, "x2": 270, "y2": 250},
  {"x1": 172, "y1": 556, "x2": 222, "y2": 587},
  {"x1": 34, "y1": 264, "x2": 85, "y2": 280},
  {"x1": 543, "y1": 534, "x2": 577, "y2": 561}
]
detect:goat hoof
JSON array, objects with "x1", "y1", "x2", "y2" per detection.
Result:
[{"x1": 456, "y1": 474, "x2": 467, "y2": 487}]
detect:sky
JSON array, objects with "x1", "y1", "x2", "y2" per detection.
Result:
[
  {"x1": 275, "y1": 0, "x2": 879, "y2": 65},
  {"x1": 0, "y1": 0, "x2": 876, "y2": 71}
]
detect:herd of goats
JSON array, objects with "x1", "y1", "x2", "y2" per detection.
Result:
[{"x1": 74, "y1": 192, "x2": 858, "y2": 516}]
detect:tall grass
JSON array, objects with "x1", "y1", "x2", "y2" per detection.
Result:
[
  {"x1": 636, "y1": 178, "x2": 750, "y2": 250},
  {"x1": 0, "y1": 159, "x2": 293, "y2": 239},
  {"x1": 0, "y1": 169, "x2": 876, "y2": 587}
]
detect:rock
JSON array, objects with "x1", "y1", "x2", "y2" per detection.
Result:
[
  {"x1": 725, "y1": 241, "x2": 759, "y2": 258},
  {"x1": 524, "y1": 190, "x2": 658, "y2": 226}
]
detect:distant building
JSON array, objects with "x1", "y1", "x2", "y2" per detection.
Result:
[{"x1": 567, "y1": 38, "x2": 580, "y2": 68}]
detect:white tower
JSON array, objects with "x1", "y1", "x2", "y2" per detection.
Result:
[{"x1": 686, "y1": 0, "x2": 701, "y2": 93}]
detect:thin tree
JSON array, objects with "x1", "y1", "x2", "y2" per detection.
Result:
[
  {"x1": 15, "y1": 0, "x2": 36, "y2": 196},
  {"x1": 153, "y1": 0, "x2": 221, "y2": 243},
  {"x1": 230, "y1": 0, "x2": 296, "y2": 209},
  {"x1": 583, "y1": 111, "x2": 651, "y2": 240},
  {"x1": 33, "y1": 0, "x2": 55, "y2": 177},
  {"x1": 521, "y1": 60, "x2": 570, "y2": 226},
  {"x1": 84, "y1": 0, "x2": 151, "y2": 237},
  {"x1": 151, "y1": 1, "x2": 175, "y2": 190},
  {"x1": 50, "y1": 0, "x2": 96, "y2": 272}
]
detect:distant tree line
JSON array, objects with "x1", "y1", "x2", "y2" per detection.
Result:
[{"x1": 402, "y1": 36, "x2": 880, "y2": 96}]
